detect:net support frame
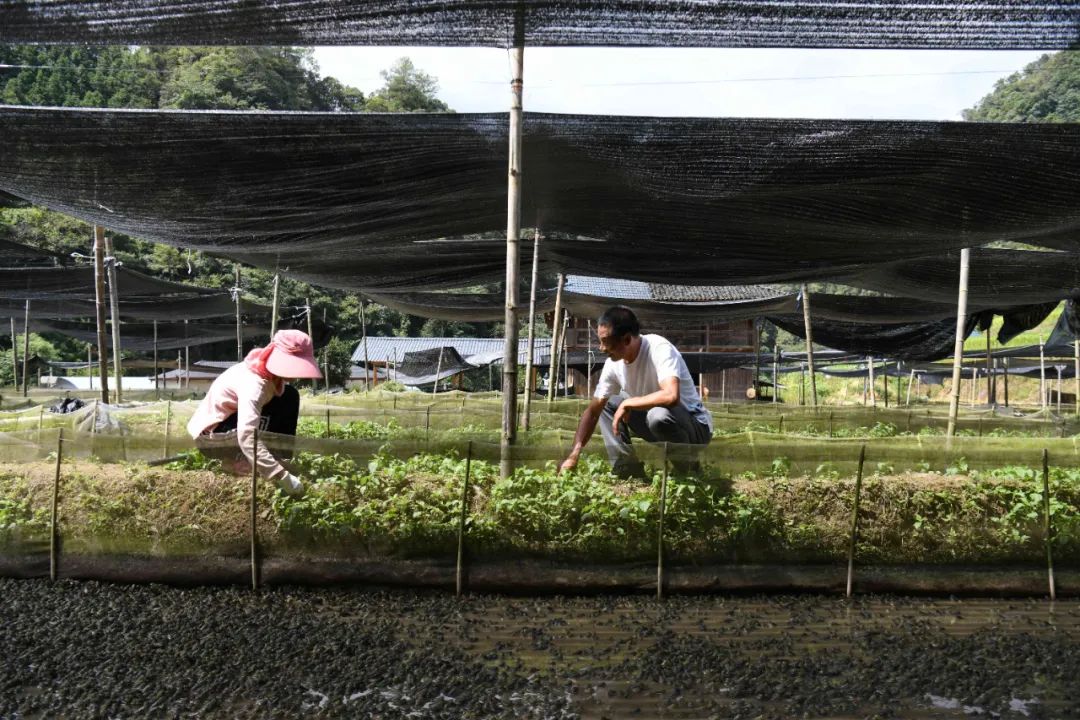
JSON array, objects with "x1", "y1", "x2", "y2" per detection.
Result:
[
  {"x1": 103, "y1": 233, "x2": 123, "y2": 403},
  {"x1": 20, "y1": 299, "x2": 29, "y2": 397},
  {"x1": 500, "y1": 44, "x2": 524, "y2": 479},
  {"x1": 522, "y1": 229, "x2": 540, "y2": 431},
  {"x1": 801, "y1": 284, "x2": 817, "y2": 406},
  {"x1": 846, "y1": 443, "x2": 867, "y2": 598},
  {"x1": 92, "y1": 225, "x2": 110, "y2": 404},
  {"x1": 946, "y1": 248, "x2": 971, "y2": 439}
]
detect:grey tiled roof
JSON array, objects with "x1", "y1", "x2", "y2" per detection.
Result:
[
  {"x1": 352, "y1": 336, "x2": 553, "y2": 366},
  {"x1": 566, "y1": 275, "x2": 783, "y2": 302}
]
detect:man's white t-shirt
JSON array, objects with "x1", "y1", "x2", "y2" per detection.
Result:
[{"x1": 593, "y1": 334, "x2": 712, "y2": 432}]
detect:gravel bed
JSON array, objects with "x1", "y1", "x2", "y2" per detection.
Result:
[{"x1": 2, "y1": 579, "x2": 1079, "y2": 718}]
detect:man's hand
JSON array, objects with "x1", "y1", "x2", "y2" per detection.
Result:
[
  {"x1": 613, "y1": 402, "x2": 631, "y2": 436},
  {"x1": 558, "y1": 453, "x2": 579, "y2": 475}
]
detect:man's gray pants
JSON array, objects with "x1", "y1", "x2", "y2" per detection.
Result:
[{"x1": 598, "y1": 396, "x2": 712, "y2": 478}]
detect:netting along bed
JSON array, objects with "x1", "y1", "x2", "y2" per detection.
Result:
[{"x1": 1, "y1": 408, "x2": 1077, "y2": 594}]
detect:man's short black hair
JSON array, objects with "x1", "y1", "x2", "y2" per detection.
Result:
[{"x1": 598, "y1": 306, "x2": 640, "y2": 339}]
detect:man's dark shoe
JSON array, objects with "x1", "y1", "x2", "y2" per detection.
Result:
[{"x1": 612, "y1": 461, "x2": 650, "y2": 481}]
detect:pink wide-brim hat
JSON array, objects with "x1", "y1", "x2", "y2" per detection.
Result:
[{"x1": 265, "y1": 329, "x2": 323, "y2": 379}]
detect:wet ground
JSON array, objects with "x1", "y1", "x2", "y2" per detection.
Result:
[{"x1": 2, "y1": 579, "x2": 1078, "y2": 718}]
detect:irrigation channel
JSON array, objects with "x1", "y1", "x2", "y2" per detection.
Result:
[{"x1": 3, "y1": 579, "x2": 1079, "y2": 718}]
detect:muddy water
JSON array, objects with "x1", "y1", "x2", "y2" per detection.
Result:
[{"x1": 3, "y1": 579, "x2": 1078, "y2": 718}]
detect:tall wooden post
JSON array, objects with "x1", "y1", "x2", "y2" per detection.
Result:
[
  {"x1": 21, "y1": 299, "x2": 29, "y2": 397},
  {"x1": 946, "y1": 248, "x2": 971, "y2": 439},
  {"x1": 985, "y1": 328, "x2": 993, "y2": 405},
  {"x1": 522, "y1": 229, "x2": 540, "y2": 431},
  {"x1": 102, "y1": 233, "x2": 122, "y2": 403},
  {"x1": 9, "y1": 317, "x2": 16, "y2": 390},
  {"x1": 270, "y1": 273, "x2": 280, "y2": 338},
  {"x1": 305, "y1": 297, "x2": 313, "y2": 340},
  {"x1": 500, "y1": 45, "x2": 524, "y2": 479},
  {"x1": 801, "y1": 284, "x2": 818, "y2": 406},
  {"x1": 547, "y1": 273, "x2": 565, "y2": 403},
  {"x1": 1040, "y1": 337, "x2": 1047, "y2": 411},
  {"x1": 153, "y1": 320, "x2": 159, "y2": 398},
  {"x1": 184, "y1": 319, "x2": 190, "y2": 390},
  {"x1": 867, "y1": 356, "x2": 876, "y2": 407},
  {"x1": 359, "y1": 295, "x2": 371, "y2": 390},
  {"x1": 1074, "y1": 339, "x2": 1079, "y2": 416},
  {"x1": 92, "y1": 225, "x2": 110, "y2": 404},
  {"x1": 772, "y1": 344, "x2": 779, "y2": 404},
  {"x1": 1004, "y1": 356, "x2": 1010, "y2": 407},
  {"x1": 86, "y1": 343, "x2": 92, "y2": 391},
  {"x1": 234, "y1": 264, "x2": 243, "y2": 361}
]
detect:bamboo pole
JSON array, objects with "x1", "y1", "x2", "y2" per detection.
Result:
[
  {"x1": 49, "y1": 428, "x2": 63, "y2": 581},
  {"x1": 522, "y1": 230, "x2": 540, "y2": 431},
  {"x1": 184, "y1": 320, "x2": 190, "y2": 390},
  {"x1": 103, "y1": 234, "x2": 122, "y2": 403},
  {"x1": 500, "y1": 44, "x2": 524, "y2": 481},
  {"x1": 563, "y1": 312, "x2": 570, "y2": 396},
  {"x1": 799, "y1": 363, "x2": 805, "y2": 406},
  {"x1": 1075, "y1": 339, "x2": 1079, "y2": 416},
  {"x1": 162, "y1": 399, "x2": 171, "y2": 458},
  {"x1": 1042, "y1": 448, "x2": 1056, "y2": 600},
  {"x1": 547, "y1": 273, "x2": 565, "y2": 403},
  {"x1": 87, "y1": 344, "x2": 92, "y2": 391},
  {"x1": 985, "y1": 328, "x2": 993, "y2": 405},
  {"x1": 1004, "y1": 357, "x2": 1010, "y2": 407},
  {"x1": 305, "y1": 297, "x2": 313, "y2": 341},
  {"x1": 250, "y1": 427, "x2": 260, "y2": 591},
  {"x1": 657, "y1": 442, "x2": 669, "y2": 601},
  {"x1": 946, "y1": 248, "x2": 971, "y2": 439},
  {"x1": 19, "y1": 299, "x2": 30, "y2": 397},
  {"x1": 9, "y1": 317, "x2": 16, "y2": 390},
  {"x1": 587, "y1": 320, "x2": 595, "y2": 398},
  {"x1": 771, "y1": 345, "x2": 779, "y2": 404},
  {"x1": 1040, "y1": 337, "x2": 1047, "y2": 411},
  {"x1": 868, "y1": 356, "x2": 876, "y2": 408},
  {"x1": 753, "y1": 323, "x2": 762, "y2": 401},
  {"x1": 360, "y1": 296, "x2": 371, "y2": 391},
  {"x1": 234, "y1": 264, "x2": 243, "y2": 361},
  {"x1": 270, "y1": 274, "x2": 280, "y2": 338},
  {"x1": 433, "y1": 348, "x2": 443, "y2": 395},
  {"x1": 456, "y1": 441, "x2": 473, "y2": 597},
  {"x1": 971, "y1": 368, "x2": 978, "y2": 408},
  {"x1": 846, "y1": 444, "x2": 867, "y2": 598},
  {"x1": 1056, "y1": 366, "x2": 1063, "y2": 414},
  {"x1": 153, "y1": 320, "x2": 159, "y2": 399},
  {"x1": 92, "y1": 225, "x2": 110, "y2": 404},
  {"x1": 801, "y1": 284, "x2": 818, "y2": 407},
  {"x1": 905, "y1": 369, "x2": 915, "y2": 406},
  {"x1": 883, "y1": 360, "x2": 888, "y2": 408}
]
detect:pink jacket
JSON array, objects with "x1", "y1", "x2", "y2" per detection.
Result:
[{"x1": 187, "y1": 358, "x2": 287, "y2": 481}]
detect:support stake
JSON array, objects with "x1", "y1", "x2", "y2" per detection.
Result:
[
  {"x1": 801, "y1": 284, "x2": 818, "y2": 406},
  {"x1": 846, "y1": 444, "x2": 867, "y2": 598},
  {"x1": 946, "y1": 248, "x2": 971, "y2": 440},
  {"x1": 250, "y1": 427, "x2": 260, "y2": 591},
  {"x1": 501, "y1": 44, "x2": 524, "y2": 479},
  {"x1": 1043, "y1": 448, "x2": 1056, "y2": 601},
  {"x1": 547, "y1": 274, "x2": 565, "y2": 404},
  {"x1": 522, "y1": 229, "x2": 540, "y2": 431},
  {"x1": 657, "y1": 442, "x2": 669, "y2": 601},
  {"x1": 49, "y1": 428, "x2": 63, "y2": 581},
  {"x1": 456, "y1": 441, "x2": 473, "y2": 597},
  {"x1": 163, "y1": 399, "x2": 172, "y2": 458}
]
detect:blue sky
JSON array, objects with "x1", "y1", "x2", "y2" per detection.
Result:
[{"x1": 314, "y1": 47, "x2": 1047, "y2": 120}]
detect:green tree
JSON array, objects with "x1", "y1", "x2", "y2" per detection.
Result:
[
  {"x1": 364, "y1": 57, "x2": 452, "y2": 113},
  {"x1": 963, "y1": 51, "x2": 1080, "y2": 122}
]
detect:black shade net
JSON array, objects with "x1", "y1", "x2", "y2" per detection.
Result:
[
  {"x1": 366, "y1": 287, "x2": 797, "y2": 324},
  {"x1": 0, "y1": 294, "x2": 269, "y2": 321},
  {"x1": 6, "y1": 108, "x2": 1080, "y2": 291},
  {"x1": 0, "y1": 266, "x2": 218, "y2": 300},
  {"x1": 1, "y1": 1, "x2": 1078, "y2": 49},
  {"x1": 0, "y1": 238, "x2": 65, "y2": 267},
  {"x1": 392, "y1": 346, "x2": 474, "y2": 386},
  {"x1": 771, "y1": 314, "x2": 979, "y2": 361},
  {"x1": 28, "y1": 318, "x2": 267, "y2": 352},
  {"x1": 849, "y1": 250, "x2": 1080, "y2": 306}
]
